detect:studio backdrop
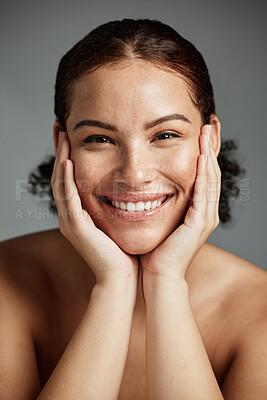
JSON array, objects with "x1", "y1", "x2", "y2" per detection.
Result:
[{"x1": 0, "y1": 0, "x2": 266, "y2": 268}]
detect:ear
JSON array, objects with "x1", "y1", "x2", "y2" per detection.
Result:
[
  {"x1": 209, "y1": 114, "x2": 221, "y2": 157},
  {"x1": 53, "y1": 121, "x2": 63, "y2": 152}
]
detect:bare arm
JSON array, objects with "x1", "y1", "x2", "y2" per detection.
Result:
[
  {"x1": 38, "y1": 279, "x2": 137, "y2": 399},
  {"x1": 143, "y1": 274, "x2": 223, "y2": 400}
]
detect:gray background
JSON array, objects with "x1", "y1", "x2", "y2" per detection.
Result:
[{"x1": 1, "y1": 0, "x2": 266, "y2": 269}]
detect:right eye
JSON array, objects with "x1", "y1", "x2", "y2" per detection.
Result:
[{"x1": 83, "y1": 135, "x2": 113, "y2": 144}]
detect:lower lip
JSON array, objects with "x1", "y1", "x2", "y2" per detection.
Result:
[{"x1": 99, "y1": 195, "x2": 174, "y2": 221}]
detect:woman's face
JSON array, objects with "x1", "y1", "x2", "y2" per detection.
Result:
[{"x1": 65, "y1": 61, "x2": 203, "y2": 254}]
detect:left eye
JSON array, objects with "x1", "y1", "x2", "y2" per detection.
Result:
[
  {"x1": 153, "y1": 132, "x2": 181, "y2": 141},
  {"x1": 83, "y1": 135, "x2": 112, "y2": 144}
]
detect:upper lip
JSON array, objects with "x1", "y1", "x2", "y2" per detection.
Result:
[{"x1": 98, "y1": 193, "x2": 175, "y2": 202}]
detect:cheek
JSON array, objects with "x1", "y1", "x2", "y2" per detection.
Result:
[
  {"x1": 168, "y1": 150, "x2": 198, "y2": 190},
  {"x1": 71, "y1": 153, "x2": 106, "y2": 197}
]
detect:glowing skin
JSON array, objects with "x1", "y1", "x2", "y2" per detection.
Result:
[{"x1": 65, "y1": 62, "x2": 203, "y2": 254}]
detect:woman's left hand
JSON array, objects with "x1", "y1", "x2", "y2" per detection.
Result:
[{"x1": 139, "y1": 125, "x2": 221, "y2": 281}]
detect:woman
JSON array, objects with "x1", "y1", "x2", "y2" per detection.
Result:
[{"x1": 1, "y1": 18, "x2": 266, "y2": 399}]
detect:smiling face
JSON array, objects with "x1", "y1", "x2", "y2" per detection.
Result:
[{"x1": 64, "y1": 61, "x2": 203, "y2": 254}]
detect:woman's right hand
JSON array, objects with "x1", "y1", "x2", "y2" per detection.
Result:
[{"x1": 51, "y1": 131, "x2": 140, "y2": 286}]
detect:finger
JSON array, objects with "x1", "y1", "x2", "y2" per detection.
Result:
[
  {"x1": 208, "y1": 128, "x2": 221, "y2": 178},
  {"x1": 200, "y1": 126, "x2": 217, "y2": 185},
  {"x1": 51, "y1": 133, "x2": 67, "y2": 207},
  {"x1": 200, "y1": 125, "x2": 220, "y2": 226},
  {"x1": 52, "y1": 131, "x2": 70, "y2": 181},
  {"x1": 209, "y1": 143, "x2": 221, "y2": 225},
  {"x1": 185, "y1": 153, "x2": 208, "y2": 231},
  {"x1": 51, "y1": 131, "x2": 64, "y2": 181},
  {"x1": 51, "y1": 132, "x2": 70, "y2": 212}
]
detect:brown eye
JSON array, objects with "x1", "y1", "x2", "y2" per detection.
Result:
[
  {"x1": 153, "y1": 132, "x2": 181, "y2": 141},
  {"x1": 83, "y1": 135, "x2": 113, "y2": 144}
]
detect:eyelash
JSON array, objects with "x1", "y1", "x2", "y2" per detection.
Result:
[{"x1": 83, "y1": 132, "x2": 181, "y2": 144}]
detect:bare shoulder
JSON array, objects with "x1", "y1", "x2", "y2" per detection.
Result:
[
  {"x1": 0, "y1": 228, "x2": 93, "y2": 323},
  {"x1": 0, "y1": 229, "x2": 72, "y2": 313},
  {"x1": 0, "y1": 229, "x2": 64, "y2": 292},
  {"x1": 202, "y1": 247, "x2": 267, "y2": 396},
  {"x1": 0, "y1": 229, "x2": 62, "y2": 326},
  {"x1": 201, "y1": 242, "x2": 267, "y2": 332},
  {"x1": 0, "y1": 228, "x2": 76, "y2": 272},
  {"x1": 204, "y1": 242, "x2": 267, "y2": 293}
]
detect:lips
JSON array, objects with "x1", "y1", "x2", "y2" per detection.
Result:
[{"x1": 99, "y1": 193, "x2": 175, "y2": 221}]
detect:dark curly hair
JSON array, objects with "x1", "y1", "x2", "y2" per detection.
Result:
[{"x1": 28, "y1": 18, "x2": 245, "y2": 224}]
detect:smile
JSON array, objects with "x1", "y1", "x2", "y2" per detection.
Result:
[
  {"x1": 111, "y1": 199, "x2": 163, "y2": 211},
  {"x1": 98, "y1": 194, "x2": 175, "y2": 221}
]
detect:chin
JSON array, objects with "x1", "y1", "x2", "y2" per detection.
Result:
[
  {"x1": 106, "y1": 230, "x2": 166, "y2": 255},
  {"x1": 118, "y1": 241, "x2": 158, "y2": 255}
]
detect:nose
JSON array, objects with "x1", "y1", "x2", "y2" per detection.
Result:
[{"x1": 112, "y1": 145, "x2": 157, "y2": 188}]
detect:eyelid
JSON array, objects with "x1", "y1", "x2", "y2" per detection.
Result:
[
  {"x1": 83, "y1": 135, "x2": 113, "y2": 144},
  {"x1": 152, "y1": 131, "x2": 182, "y2": 141}
]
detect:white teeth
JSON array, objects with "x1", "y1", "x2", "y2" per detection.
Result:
[
  {"x1": 120, "y1": 202, "x2": 127, "y2": 211},
  {"x1": 111, "y1": 199, "x2": 163, "y2": 211},
  {"x1": 136, "y1": 201, "x2": 145, "y2": 211},
  {"x1": 126, "y1": 202, "x2": 135, "y2": 212},
  {"x1": 151, "y1": 200, "x2": 158, "y2": 209},
  {"x1": 144, "y1": 201, "x2": 151, "y2": 210}
]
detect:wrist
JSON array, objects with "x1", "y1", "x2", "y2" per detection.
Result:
[
  {"x1": 95, "y1": 268, "x2": 139, "y2": 287},
  {"x1": 142, "y1": 268, "x2": 188, "y2": 285},
  {"x1": 94, "y1": 275, "x2": 138, "y2": 299},
  {"x1": 142, "y1": 270, "x2": 189, "y2": 294}
]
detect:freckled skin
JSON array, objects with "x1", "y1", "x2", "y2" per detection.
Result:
[{"x1": 66, "y1": 61, "x2": 202, "y2": 254}]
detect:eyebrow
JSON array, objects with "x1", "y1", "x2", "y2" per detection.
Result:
[{"x1": 73, "y1": 113, "x2": 191, "y2": 132}]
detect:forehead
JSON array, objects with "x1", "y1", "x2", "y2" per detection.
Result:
[{"x1": 67, "y1": 61, "x2": 201, "y2": 126}]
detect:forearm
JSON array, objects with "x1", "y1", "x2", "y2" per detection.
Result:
[
  {"x1": 37, "y1": 279, "x2": 137, "y2": 400},
  {"x1": 143, "y1": 274, "x2": 223, "y2": 400}
]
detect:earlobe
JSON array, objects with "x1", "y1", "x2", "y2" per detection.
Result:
[{"x1": 209, "y1": 114, "x2": 221, "y2": 157}]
